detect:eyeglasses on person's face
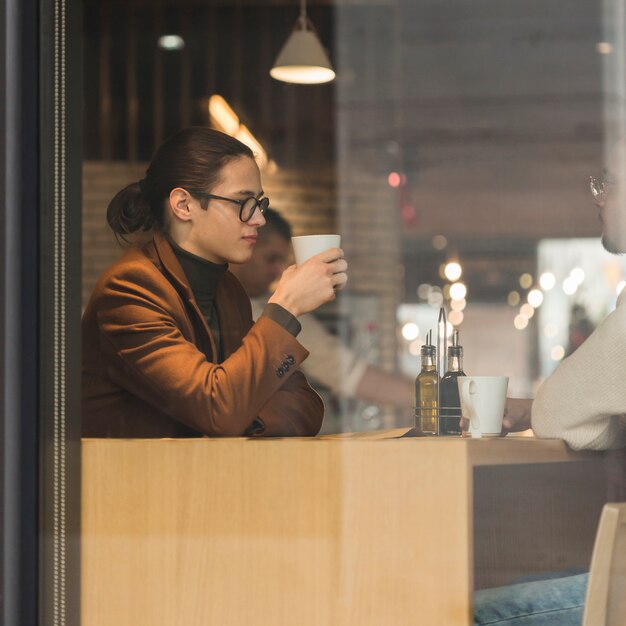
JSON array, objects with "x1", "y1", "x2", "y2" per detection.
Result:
[
  {"x1": 590, "y1": 176, "x2": 605, "y2": 202},
  {"x1": 590, "y1": 173, "x2": 618, "y2": 204},
  {"x1": 187, "y1": 189, "x2": 270, "y2": 223}
]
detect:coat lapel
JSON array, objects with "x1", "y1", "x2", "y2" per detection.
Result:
[{"x1": 151, "y1": 232, "x2": 219, "y2": 360}]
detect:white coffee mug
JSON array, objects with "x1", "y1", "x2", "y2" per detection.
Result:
[
  {"x1": 291, "y1": 234, "x2": 341, "y2": 266},
  {"x1": 457, "y1": 376, "x2": 509, "y2": 438}
]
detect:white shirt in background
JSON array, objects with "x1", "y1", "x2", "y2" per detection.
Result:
[{"x1": 532, "y1": 289, "x2": 626, "y2": 450}]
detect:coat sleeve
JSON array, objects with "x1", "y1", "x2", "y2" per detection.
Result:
[
  {"x1": 256, "y1": 369, "x2": 324, "y2": 437},
  {"x1": 250, "y1": 297, "x2": 368, "y2": 397},
  {"x1": 531, "y1": 296, "x2": 626, "y2": 450},
  {"x1": 95, "y1": 266, "x2": 324, "y2": 437}
]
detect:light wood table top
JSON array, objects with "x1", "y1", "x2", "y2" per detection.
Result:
[{"x1": 82, "y1": 432, "x2": 605, "y2": 626}]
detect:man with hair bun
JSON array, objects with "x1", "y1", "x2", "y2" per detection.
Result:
[{"x1": 82, "y1": 127, "x2": 348, "y2": 438}]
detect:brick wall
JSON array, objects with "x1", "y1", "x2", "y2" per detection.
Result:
[
  {"x1": 82, "y1": 162, "x2": 147, "y2": 308},
  {"x1": 337, "y1": 172, "x2": 401, "y2": 373}
]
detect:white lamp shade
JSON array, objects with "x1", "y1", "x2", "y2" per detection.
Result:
[{"x1": 270, "y1": 29, "x2": 335, "y2": 84}]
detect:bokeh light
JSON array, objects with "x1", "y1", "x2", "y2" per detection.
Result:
[
  {"x1": 514, "y1": 314, "x2": 529, "y2": 330},
  {"x1": 451, "y1": 298, "x2": 466, "y2": 312},
  {"x1": 401, "y1": 322, "x2": 420, "y2": 341},
  {"x1": 409, "y1": 340, "x2": 422, "y2": 356},
  {"x1": 539, "y1": 272, "x2": 556, "y2": 290},
  {"x1": 527, "y1": 289, "x2": 544, "y2": 308},
  {"x1": 432, "y1": 235, "x2": 448, "y2": 250},
  {"x1": 507, "y1": 291, "x2": 520, "y2": 306},
  {"x1": 519, "y1": 273, "x2": 533, "y2": 289},
  {"x1": 388, "y1": 172, "x2": 401, "y2": 187},
  {"x1": 570, "y1": 267, "x2": 585, "y2": 285},
  {"x1": 544, "y1": 323, "x2": 558, "y2": 338},
  {"x1": 550, "y1": 345, "x2": 565, "y2": 361},
  {"x1": 428, "y1": 290, "x2": 444, "y2": 307},
  {"x1": 562, "y1": 277, "x2": 578, "y2": 295},
  {"x1": 417, "y1": 283, "x2": 431, "y2": 299},
  {"x1": 444, "y1": 262, "x2": 462, "y2": 282},
  {"x1": 449, "y1": 282, "x2": 467, "y2": 301},
  {"x1": 158, "y1": 34, "x2": 185, "y2": 50},
  {"x1": 449, "y1": 310, "x2": 464, "y2": 326}
]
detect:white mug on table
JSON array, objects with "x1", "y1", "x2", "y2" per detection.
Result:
[{"x1": 457, "y1": 376, "x2": 509, "y2": 438}]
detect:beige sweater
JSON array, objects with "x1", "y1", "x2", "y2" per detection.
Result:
[{"x1": 532, "y1": 290, "x2": 626, "y2": 450}]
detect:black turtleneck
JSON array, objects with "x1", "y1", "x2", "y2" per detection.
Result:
[
  {"x1": 169, "y1": 238, "x2": 301, "y2": 362},
  {"x1": 170, "y1": 240, "x2": 228, "y2": 360}
]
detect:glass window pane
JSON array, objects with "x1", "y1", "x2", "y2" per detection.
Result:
[{"x1": 77, "y1": 1, "x2": 624, "y2": 624}]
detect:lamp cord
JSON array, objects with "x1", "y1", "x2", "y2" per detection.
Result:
[{"x1": 299, "y1": 0, "x2": 307, "y2": 29}]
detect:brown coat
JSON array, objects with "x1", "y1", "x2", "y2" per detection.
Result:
[{"x1": 82, "y1": 232, "x2": 324, "y2": 438}]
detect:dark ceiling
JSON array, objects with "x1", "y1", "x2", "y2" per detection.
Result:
[{"x1": 83, "y1": 0, "x2": 337, "y2": 166}]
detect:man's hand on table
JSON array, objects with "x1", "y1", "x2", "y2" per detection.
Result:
[{"x1": 502, "y1": 397, "x2": 533, "y2": 435}]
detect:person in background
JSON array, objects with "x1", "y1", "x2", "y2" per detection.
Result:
[
  {"x1": 82, "y1": 127, "x2": 348, "y2": 438},
  {"x1": 503, "y1": 143, "x2": 626, "y2": 459},
  {"x1": 475, "y1": 146, "x2": 626, "y2": 625},
  {"x1": 229, "y1": 208, "x2": 415, "y2": 419}
]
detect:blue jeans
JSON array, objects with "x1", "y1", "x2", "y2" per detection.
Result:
[{"x1": 473, "y1": 572, "x2": 588, "y2": 625}]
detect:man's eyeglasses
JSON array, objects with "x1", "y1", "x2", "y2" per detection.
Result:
[
  {"x1": 590, "y1": 175, "x2": 618, "y2": 203},
  {"x1": 590, "y1": 176, "x2": 605, "y2": 202},
  {"x1": 187, "y1": 189, "x2": 270, "y2": 223}
]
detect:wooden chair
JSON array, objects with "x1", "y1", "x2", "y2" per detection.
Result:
[{"x1": 582, "y1": 503, "x2": 626, "y2": 626}]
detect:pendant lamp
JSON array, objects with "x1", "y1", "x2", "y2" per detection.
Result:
[{"x1": 270, "y1": 0, "x2": 335, "y2": 84}]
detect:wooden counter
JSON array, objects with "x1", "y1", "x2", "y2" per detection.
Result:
[{"x1": 82, "y1": 434, "x2": 606, "y2": 626}]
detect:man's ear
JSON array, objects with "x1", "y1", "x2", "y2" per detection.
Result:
[{"x1": 168, "y1": 188, "x2": 192, "y2": 222}]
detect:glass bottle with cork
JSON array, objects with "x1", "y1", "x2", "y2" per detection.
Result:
[
  {"x1": 415, "y1": 330, "x2": 439, "y2": 435},
  {"x1": 439, "y1": 329, "x2": 465, "y2": 436}
]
